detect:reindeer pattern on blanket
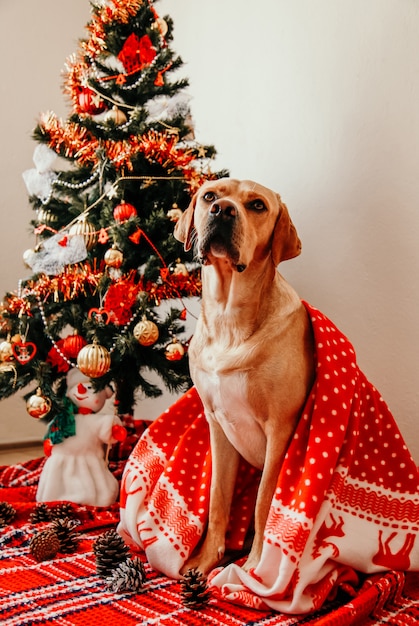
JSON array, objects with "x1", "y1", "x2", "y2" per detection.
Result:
[{"x1": 119, "y1": 302, "x2": 419, "y2": 614}]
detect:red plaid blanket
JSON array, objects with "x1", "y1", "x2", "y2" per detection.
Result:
[{"x1": 0, "y1": 463, "x2": 418, "y2": 626}]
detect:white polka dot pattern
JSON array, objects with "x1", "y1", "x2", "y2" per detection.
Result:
[{"x1": 119, "y1": 301, "x2": 419, "y2": 614}]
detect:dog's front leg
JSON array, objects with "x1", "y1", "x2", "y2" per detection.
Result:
[
  {"x1": 243, "y1": 428, "x2": 287, "y2": 572},
  {"x1": 180, "y1": 417, "x2": 240, "y2": 575}
]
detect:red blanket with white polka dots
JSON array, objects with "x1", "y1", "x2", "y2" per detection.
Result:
[{"x1": 119, "y1": 301, "x2": 419, "y2": 614}]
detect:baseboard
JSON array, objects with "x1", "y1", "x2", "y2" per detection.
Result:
[{"x1": 0, "y1": 440, "x2": 43, "y2": 451}]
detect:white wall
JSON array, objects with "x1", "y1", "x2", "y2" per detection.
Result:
[
  {"x1": 0, "y1": 0, "x2": 93, "y2": 447},
  {"x1": 1, "y1": 1, "x2": 418, "y2": 462},
  {"x1": 159, "y1": 0, "x2": 419, "y2": 462}
]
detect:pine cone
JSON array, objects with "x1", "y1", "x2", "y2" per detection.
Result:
[
  {"x1": 50, "y1": 518, "x2": 79, "y2": 553},
  {"x1": 51, "y1": 503, "x2": 75, "y2": 520},
  {"x1": 0, "y1": 501, "x2": 16, "y2": 527},
  {"x1": 30, "y1": 529, "x2": 60, "y2": 562},
  {"x1": 93, "y1": 529, "x2": 131, "y2": 578},
  {"x1": 181, "y1": 568, "x2": 211, "y2": 608},
  {"x1": 30, "y1": 503, "x2": 52, "y2": 523},
  {"x1": 105, "y1": 556, "x2": 146, "y2": 593}
]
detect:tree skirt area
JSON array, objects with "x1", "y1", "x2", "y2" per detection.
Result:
[{"x1": 0, "y1": 453, "x2": 418, "y2": 625}]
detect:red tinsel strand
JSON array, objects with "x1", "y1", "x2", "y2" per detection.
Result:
[
  {"x1": 2, "y1": 269, "x2": 201, "y2": 329},
  {"x1": 63, "y1": 55, "x2": 91, "y2": 109}
]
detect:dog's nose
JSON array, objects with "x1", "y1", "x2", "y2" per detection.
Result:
[{"x1": 209, "y1": 199, "x2": 237, "y2": 219}]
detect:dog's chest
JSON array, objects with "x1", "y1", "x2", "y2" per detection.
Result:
[{"x1": 193, "y1": 366, "x2": 266, "y2": 469}]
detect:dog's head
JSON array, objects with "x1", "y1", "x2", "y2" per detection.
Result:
[{"x1": 174, "y1": 178, "x2": 301, "y2": 272}]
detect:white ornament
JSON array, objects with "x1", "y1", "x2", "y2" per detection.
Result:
[
  {"x1": 97, "y1": 53, "x2": 125, "y2": 74},
  {"x1": 145, "y1": 93, "x2": 191, "y2": 122},
  {"x1": 36, "y1": 368, "x2": 125, "y2": 507},
  {"x1": 22, "y1": 144, "x2": 59, "y2": 203},
  {"x1": 26, "y1": 233, "x2": 87, "y2": 275}
]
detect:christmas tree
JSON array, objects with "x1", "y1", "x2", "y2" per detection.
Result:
[{"x1": 0, "y1": 0, "x2": 225, "y2": 426}]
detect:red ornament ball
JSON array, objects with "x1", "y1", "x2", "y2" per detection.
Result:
[
  {"x1": 111, "y1": 424, "x2": 128, "y2": 442},
  {"x1": 77, "y1": 86, "x2": 107, "y2": 115},
  {"x1": 62, "y1": 333, "x2": 87, "y2": 359},
  {"x1": 46, "y1": 335, "x2": 87, "y2": 373},
  {"x1": 113, "y1": 201, "x2": 137, "y2": 223},
  {"x1": 165, "y1": 340, "x2": 185, "y2": 361}
]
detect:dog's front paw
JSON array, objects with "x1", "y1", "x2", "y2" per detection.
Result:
[
  {"x1": 242, "y1": 547, "x2": 261, "y2": 573},
  {"x1": 180, "y1": 543, "x2": 225, "y2": 576}
]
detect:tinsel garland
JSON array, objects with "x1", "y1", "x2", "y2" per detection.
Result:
[
  {"x1": 4, "y1": 262, "x2": 201, "y2": 318},
  {"x1": 137, "y1": 270, "x2": 202, "y2": 305},
  {"x1": 3, "y1": 263, "x2": 102, "y2": 316},
  {"x1": 38, "y1": 113, "x2": 206, "y2": 188},
  {"x1": 64, "y1": 57, "x2": 94, "y2": 109}
]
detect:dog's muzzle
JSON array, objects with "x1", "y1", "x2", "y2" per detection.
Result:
[
  {"x1": 209, "y1": 199, "x2": 237, "y2": 220},
  {"x1": 198, "y1": 200, "x2": 247, "y2": 271}
]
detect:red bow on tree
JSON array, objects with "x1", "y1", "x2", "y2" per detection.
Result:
[{"x1": 118, "y1": 33, "x2": 156, "y2": 74}]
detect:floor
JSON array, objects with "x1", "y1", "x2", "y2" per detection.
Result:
[{"x1": 0, "y1": 444, "x2": 44, "y2": 466}]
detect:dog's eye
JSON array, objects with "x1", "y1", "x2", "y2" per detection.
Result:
[
  {"x1": 249, "y1": 199, "x2": 267, "y2": 212},
  {"x1": 203, "y1": 191, "x2": 217, "y2": 202}
]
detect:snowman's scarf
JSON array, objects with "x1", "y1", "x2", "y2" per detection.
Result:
[{"x1": 119, "y1": 302, "x2": 419, "y2": 614}]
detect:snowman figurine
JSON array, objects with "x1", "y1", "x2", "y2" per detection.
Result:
[{"x1": 36, "y1": 367, "x2": 126, "y2": 507}]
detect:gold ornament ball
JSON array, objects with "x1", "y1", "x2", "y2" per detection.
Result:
[
  {"x1": 167, "y1": 205, "x2": 183, "y2": 222},
  {"x1": 26, "y1": 388, "x2": 52, "y2": 419},
  {"x1": 77, "y1": 340, "x2": 111, "y2": 378},
  {"x1": 133, "y1": 317, "x2": 159, "y2": 346},
  {"x1": 105, "y1": 106, "x2": 127, "y2": 125},
  {"x1": 69, "y1": 216, "x2": 96, "y2": 250},
  {"x1": 152, "y1": 17, "x2": 168, "y2": 36},
  {"x1": 104, "y1": 245, "x2": 123, "y2": 268},
  {"x1": 0, "y1": 340, "x2": 14, "y2": 362},
  {"x1": 37, "y1": 208, "x2": 58, "y2": 224},
  {"x1": 173, "y1": 261, "x2": 189, "y2": 277}
]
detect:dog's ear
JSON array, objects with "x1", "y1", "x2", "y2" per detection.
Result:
[
  {"x1": 271, "y1": 196, "x2": 302, "y2": 265},
  {"x1": 174, "y1": 197, "x2": 196, "y2": 251}
]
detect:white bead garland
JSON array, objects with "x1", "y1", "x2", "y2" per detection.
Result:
[
  {"x1": 109, "y1": 306, "x2": 142, "y2": 354},
  {"x1": 38, "y1": 298, "x2": 78, "y2": 369},
  {"x1": 53, "y1": 169, "x2": 100, "y2": 191},
  {"x1": 89, "y1": 52, "x2": 162, "y2": 92},
  {"x1": 36, "y1": 297, "x2": 170, "y2": 367},
  {"x1": 96, "y1": 116, "x2": 133, "y2": 132}
]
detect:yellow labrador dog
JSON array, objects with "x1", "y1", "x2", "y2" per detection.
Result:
[{"x1": 174, "y1": 178, "x2": 315, "y2": 575}]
